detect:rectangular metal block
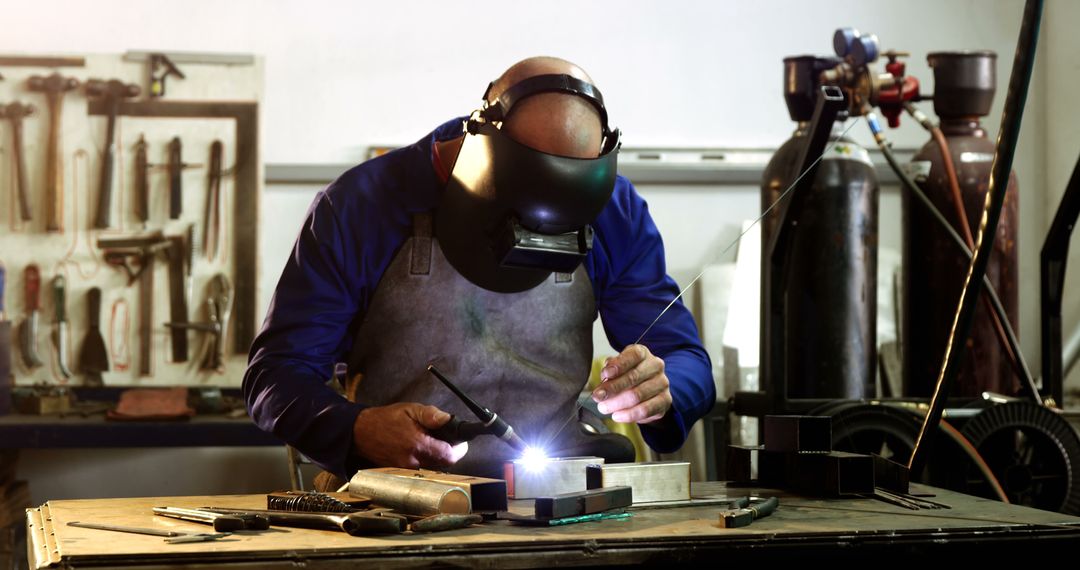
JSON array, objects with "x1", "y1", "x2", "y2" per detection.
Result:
[
  {"x1": 369, "y1": 468, "x2": 508, "y2": 512},
  {"x1": 534, "y1": 486, "x2": 633, "y2": 520},
  {"x1": 763, "y1": 415, "x2": 832, "y2": 453},
  {"x1": 872, "y1": 454, "x2": 910, "y2": 494},
  {"x1": 504, "y1": 456, "x2": 604, "y2": 499},
  {"x1": 726, "y1": 445, "x2": 760, "y2": 483},
  {"x1": 757, "y1": 449, "x2": 790, "y2": 488},
  {"x1": 586, "y1": 461, "x2": 690, "y2": 503},
  {"x1": 791, "y1": 451, "x2": 875, "y2": 496}
]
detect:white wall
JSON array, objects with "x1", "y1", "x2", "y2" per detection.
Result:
[{"x1": 3, "y1": 0, "x2": 1076, "y2": 502}]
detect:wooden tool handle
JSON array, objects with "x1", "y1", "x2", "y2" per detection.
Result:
[
  {"x1": 93, "y1": 134, "x2": 115, "y2": 228},
  {"x1": 24, "y1": 264, "x2": 40, "y2": 311},
  {"x1": 87, "y1": 287, "x2": 102, "y2": 328},
  {"x1": 44, "y1": 93, "x2": 63, "y2": 232},
  {"x1": 11, "y1": 117, "x2": 32, "y2": 222}
]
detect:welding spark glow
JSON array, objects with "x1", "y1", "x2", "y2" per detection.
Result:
[{"x1": 519, "y1": 446, "x2": 550, "y2": 473}]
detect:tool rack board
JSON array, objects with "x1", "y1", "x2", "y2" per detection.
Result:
[
  {"x1": 24, "y1": 482, "x2": 1080, "y2": 567},
  {"x1": 0, "y1": 53, "x2": 263, "y2": 388}
]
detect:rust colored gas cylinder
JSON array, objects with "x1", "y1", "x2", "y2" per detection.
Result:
[
  {"x1": 902, "y1": 51, "x2": 1019, "y2": 398},
  {"x1": 761, "y1": 55, "x2": 879, "y2": 402}
]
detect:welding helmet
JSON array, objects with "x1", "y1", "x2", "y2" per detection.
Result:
[{"x1": 436, "y1": 74, "x2": 621, "y2": 293}]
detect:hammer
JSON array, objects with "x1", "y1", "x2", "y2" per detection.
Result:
[
  {"x1": 0, "y1": 102, "x2": 35, "y2": 221},
  {"x1": 26, "y1": 73, "x2": 79, "y2": 232},
  {"x1": 85, "y1": 79, "x2": 140, "y2": 229}
]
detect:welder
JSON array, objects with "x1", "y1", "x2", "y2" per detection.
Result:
[{"x1": 243, "y1": 56, "x2": 714, "y2": 486}]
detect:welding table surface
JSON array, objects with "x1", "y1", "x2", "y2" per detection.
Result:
[{"x1": 26, "y1": 482, "x2": 1080, "y2": 568}]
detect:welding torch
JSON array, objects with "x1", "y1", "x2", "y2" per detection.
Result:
[{"x1": 425, "y1": 365, "x2": 527, "y2": 453}]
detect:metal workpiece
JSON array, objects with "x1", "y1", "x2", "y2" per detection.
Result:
[
  {"x1": 368, "y1": 468, "x2": 507, "y2": 512},
  {"x1": 585, "y1": 461, "x2": 690, "y2": 504},
  {"x1": 348, "y1": 469, "x2": 471, "y2": 516},
  {"x1": 763, "y1": 415, "x2": 832, "y2": 453},
  {"x1": 504, "y1": 456, "x2": 604, "y2": 499},
  {"x1": 534, "y1": 486, "x2": 633, "y2": 520},
  {"x1": 757, "y1": 448, "x2": 875, "y2": 497}
]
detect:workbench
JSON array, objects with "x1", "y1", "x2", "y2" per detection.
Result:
[{"x1": 25, "y1": 482, "x2": 1080, "y2": 567}]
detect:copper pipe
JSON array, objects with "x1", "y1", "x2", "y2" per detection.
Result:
[{"x1": 932, "y1": 127, "x2": 1022, "y2": 379}]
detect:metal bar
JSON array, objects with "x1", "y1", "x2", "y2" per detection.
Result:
[
  {"x1": 763, "y1": 415, "x2": 832, "y2": 453},
  {"x1": 534, "y1": 486, "x2": 632, "y2": 520},
  {"x1": 585, "y1": 461, "x2": 690, "y2": 504},
  {"x1": 766, "y1": 86, "x2": 846, "y2": 415},
  {"x1": 123, "y1": 50, "x2": 255, "y2": 66},
  {"x1": 348, "y1": 470, "x2": 470, "y2": 516},
  {"x1": 910, "y1": 0, "x2": 1043, "y2": 473},
  {"x1": 1041, "y1": 150, "x2": 1080, "y2": 405}
]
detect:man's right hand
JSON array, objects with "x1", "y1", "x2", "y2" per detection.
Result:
[{"x1": 352, "y1": 403, "x2": 466, "y2": 469}]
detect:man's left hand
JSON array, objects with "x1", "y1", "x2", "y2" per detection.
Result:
[{"x1": 591, "y1": 344, "x2": 671, "y2": 424}]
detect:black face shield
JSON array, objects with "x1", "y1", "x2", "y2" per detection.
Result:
[{"x1": 437, "y1": 74, "x2": 621, "y2": 293}]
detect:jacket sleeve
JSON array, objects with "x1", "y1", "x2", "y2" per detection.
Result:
[
  {"x1": 243, "y1": 189, "x2": 372, "y2": 478},
  {"x1": 589, "y1": 180, "x2": 716, "y2": 453}
]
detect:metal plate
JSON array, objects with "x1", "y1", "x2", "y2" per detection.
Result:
[
  {"x1": 504, "y1": 456, "x2": 603, "y2": 499},
  {"x1": 586, "y1": 461, "x2": 690, "y2": 504}
]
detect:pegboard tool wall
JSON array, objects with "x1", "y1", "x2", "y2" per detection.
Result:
[{"x1": 0, "y1": 53, "x2": 263, "y2": 388}]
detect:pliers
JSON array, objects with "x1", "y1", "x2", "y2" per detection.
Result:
[{"x1": 719, "y1": 496, "x2": 779, "y2": 528}]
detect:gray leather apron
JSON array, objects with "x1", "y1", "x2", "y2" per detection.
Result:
[{"x1": 347, "y1": 213, "x2": 598, "y2": 478}]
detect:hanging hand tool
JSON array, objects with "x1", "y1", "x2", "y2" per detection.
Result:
[
  {"x1": 0, "y1": 102, "x2": 35, "y2": 222},
  {"x1": 149, "y1": 53, "x2": 185, "y2": 98},
  {"x1": 133, "y1": 134, "x2": 150, "y2": 226},
  {"x1": 165, "y1": 137, "x2": 200, "y2": 220},
  {"x1": 0, "y1": 263, "x2": 10, "y2": 389},
  {"x1": 26, "y1": 73, "x2": 79, "y2": 232},
  {"x1": 51, "y1": 274, "x2": 72, "y2": 379},
  {"x1": 77, "y1": 287, "x2": 109, "y2": 386},
  {"x1": 84, "y1": 78, "x2": 140, "y2": 229},
  {"x1": 97, "y1": 232, "x2": 170, "y2": 376},
  {"x1": 203, "y1": 140, "x2": 224, "y2": 259},
  {"x1": 425, "y1": 365, "x2": 527, "y2": 452},
  {"x1": 18, "y1": 264, "x2": 42, "y2": 368},
  {"x1": 165, "y1": 236, "x2": 189, "y2": 362},
  {"x1": 164, "y1": 273, "x2": 231, "y2": 372},
  {"x1": 719, "y1": 496, "x2": 779, "y2": 528},
  {"x1": 67, "y1": 521, "x2": 230, "y2": 544}
]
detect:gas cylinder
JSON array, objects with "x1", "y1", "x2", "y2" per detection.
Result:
[
  {"x1": 902, "y1": 51, "x2": 1019, "y2": 398},
  {"x1": 761, "y1": 55, "x2": 879, "y2": 402}
]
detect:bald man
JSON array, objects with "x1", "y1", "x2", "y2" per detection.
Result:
[{"x1": 244, "y1": 57, "x2": 714, "y2": 482}]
